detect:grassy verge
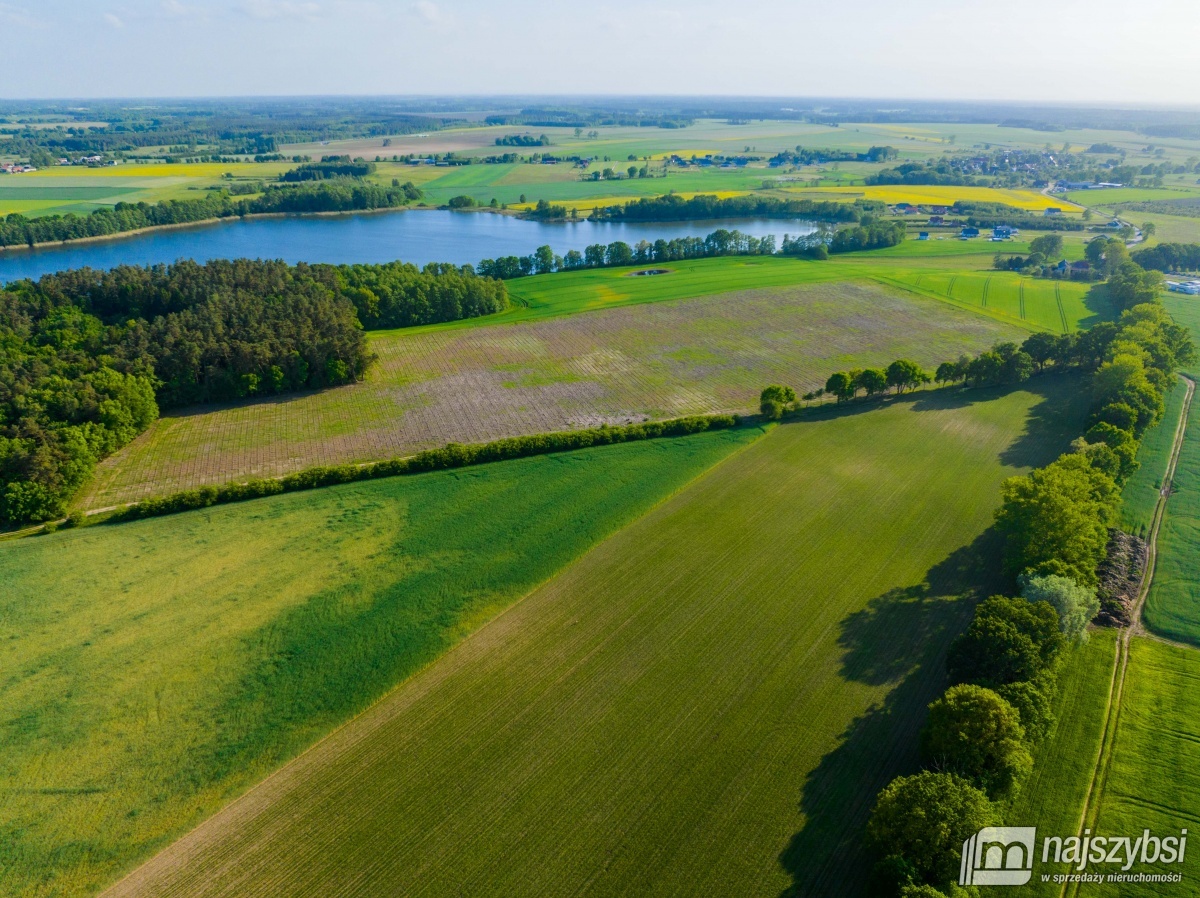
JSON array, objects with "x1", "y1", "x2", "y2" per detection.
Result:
[
  {"x1": 0, "y1": 426, "x2": 761, "y2": 898},
  {"x1": 1090, "y1": 637, "x2": 1200, "y2": 896},
  {"x1": 1142, "y1": 386, "x2": 1200, "y2": 644},
  {"x1": 1121, "y1": 379, "x2": 1188, "y2": 535},
  {"x1": 103, "y1": 379, "x2": 1090, "y2": 898},
  {"x1": 1004, "y1": 629, "x2": 1119, "y2": 895}
]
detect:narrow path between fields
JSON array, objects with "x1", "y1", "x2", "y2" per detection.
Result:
[{"x1": 1063, "y1": 373, "x2": 1195, "y2": 898}]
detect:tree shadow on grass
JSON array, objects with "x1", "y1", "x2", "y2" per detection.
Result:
[
  {"x1": 788, "y1": 372, "x2": 1091, "y2": 473},
  {"x1": 776, "y1": 530, "x2": 1006, "y2": 897},
  {"x1": 1080, "y1": 283, "x2": 1118, "y2": 330}
]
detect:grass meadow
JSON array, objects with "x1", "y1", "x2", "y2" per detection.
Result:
[
  {"x1": 102, "y1": 378, "x2": 1091, "y2": 898},
  {"x1": 1005, "y1": 629, "x2": 1118, "y2": 896},
  {"x1": 1089, "y1": 638, "x2": 1200, "y2": 895},
  {"x1": 79, "y1": 273, "x2": 1028, "y2": 509},
  {"x1": 0, "y1": 426, "x2": 762, "y2": 898},
  {"x1": 1120, "y1": 379, "x2": 1188, "y2": 535},
  {"x1": 1142, "y1": 386, "x2": 1200, "y2": 644}
]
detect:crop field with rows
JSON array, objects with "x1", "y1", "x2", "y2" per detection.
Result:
[
  {"x1": 0, "y1": 427, "x2": 760, "y2": 898},
  {"x1": 100, "y1": 378, "x2": 1091, "y2": 898},
  {"x1": 79, "y1": 280, "x2": 1024, "y2": 509}
]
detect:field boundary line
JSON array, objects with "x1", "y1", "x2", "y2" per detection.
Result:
[
  {"x1": 871, "y1": 275, "x2": 1044, "y2": 335},
  {"x1": 96, "y1": 423, "x2": 774, "y2": 898},
  {"x1": 1062, "y1": 373, "x2": 1195, "y2": 898}
]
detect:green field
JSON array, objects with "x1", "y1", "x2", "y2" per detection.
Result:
[
  {"x1": 1121, "y1": 379, "x2": 1188, "y2": 535},
  {"x1": 1090, "y1": 637, "x2": 1200, "y2": 895},
  {"x1": 1143, "y1": 387, "x2": 1200, "y2": 644},
  {"x1": 1005, "y1": 630, "x2": 1118, "y2": 896},
  {"x1": 0, "y1": 427, "x2": 760, "y2": 898},
  {"x1": 80, "y1": 271, "x2": 1029, "y2": 509},
  {"x1": 100, "y1": 379, "x2": 1090, "y2": 898},
  {"x1": 1164, "y1": 295, "x2": 1200, "y2": 378}
]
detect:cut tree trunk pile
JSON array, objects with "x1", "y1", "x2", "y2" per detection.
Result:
[{"x1": 1094, "y1": 529, "x2": 1148, "y2": 627}]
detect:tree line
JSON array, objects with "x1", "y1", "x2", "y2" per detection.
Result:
[
  {"x1": 586, "y1": 193, "x2": 863, "y2": 223},
  {"x1": 110, "y1": 414, "x2": 740, "y2": 523},
  {"x1": 859, "y1": 299, "x2": 1193, "y2": 897},
  {"x1": 0, "y1": 179, "x2": 422, "y2": 248},
  {"x1": 279, "y1": 159, "x2": 377, "y2": 181},
  {"x1": 476, "y1": 228, "x2": 780, "y2": 279},
  {"x1": 1131, "y1": 241, "x2": 1200, "y2": 273},
  {"x1": 0, "y1": 258, "x2": 508, "y2": 527}
]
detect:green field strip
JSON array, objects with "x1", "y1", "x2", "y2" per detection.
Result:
[
  {"x1": 1088, "y1": 638, "x2": 1200, "y2": 896},
  {"x1": 1143, "y1": 381, "x2": 1200, "y2": 644},
  {"x1": 1005, "y1": 630, "x2": 1119, "y2": 898},
  {"x1": 0, "y1": 428, "x2": 761, "y2": 898},
  {"x1": 1019, "y1": 280, "x2": 1027, "y2": 320},
  {"x1": 1121, "y1": 380, "x2": 1189, "y2": 535},
  {"x1": 100, "y1": 381, "x2": 1092, "y2": 898}
]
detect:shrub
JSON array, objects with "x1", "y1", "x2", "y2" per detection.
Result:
[
  {"x1": 919, "y1": 684, "x2": 1033, "y2": 800},
  {"x1": 760, "y1": 384, "x2": 796, "y2": 419},
  {"x1": 1020, "y1": 573, "x2": 1099, "y2": 642},
  {"x1": 866, "y1": 772, "x2": 995, "y2": 890}
]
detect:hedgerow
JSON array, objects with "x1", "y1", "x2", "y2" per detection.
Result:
[{"x1": 114, "y1": 414, "x2": 740, "y2": 523}]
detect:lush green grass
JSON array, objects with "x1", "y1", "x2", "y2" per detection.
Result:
[
  {"x1": 104, "y1": 379, "x2": 1091, "y2": 898},
  {"x1": 1143, "y1": 388, "x2": 1200, "y2": 644},
  {"x1": 1090, "y1": 637, "x2": 1200, "y2": 895},
  {"x1": 82, "y1": 277, "x2": 1027, "y2": 509},
  {"x1": 1121, "y1": 379, "x2": 1188, "y2": 535},
  {"x1": 407, "y1": 250, "x2": 1106, "y2": 338},
  {"x1": 1164, "y1": 295, "x2": 1200, "y2": 379},
  {"x1": 1004, "y1": 630, "x2": 1117, "y2": 894},
  {"x1": 0, "y1": 427, "x2": 761, "y2": 898}
]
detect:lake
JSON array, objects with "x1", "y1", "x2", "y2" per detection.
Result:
[{"x1": 0, "y1": 210, "x2": 818, "y2": 283}]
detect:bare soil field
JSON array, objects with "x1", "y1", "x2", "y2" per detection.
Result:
[{"x1": 79, "y1": 282, "x2": 1023, "y2": 509}]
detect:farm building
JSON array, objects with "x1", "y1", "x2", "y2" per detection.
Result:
[
  {"x1": 918, "y1": 232, "x2": 929, "y2": 240},
  {"x1": 960, "y1": 227, "x2": 980, "y2": 238},
  {"x1": 1045, "y1": 207, "x2": 1063, "y2": 216},
  {"x1": 1167, "y1": 281, "x2": 1200, "y2": 295}
]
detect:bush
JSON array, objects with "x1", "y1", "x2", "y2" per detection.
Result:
[
  {"x1": 760, "y1": 384, "x2": 796, "y2": 419},
  {"x1": 866, "y1": 772, "x2": 995, "y2": 890},
  {"x1": 1020, "y1": 573, "x2": 1099, "y2": 642},
  {"x1": 919, "y1": 684, "x2": 1033, "y2": 800}
]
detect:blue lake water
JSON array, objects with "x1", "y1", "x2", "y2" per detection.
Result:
[{"x1": 0, "y1": 210, "x2": 817, "y2": 283}]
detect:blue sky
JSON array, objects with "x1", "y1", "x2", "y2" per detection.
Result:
[{"x1": 1, "y1": 0, "x2": 1197, "y2": 103}]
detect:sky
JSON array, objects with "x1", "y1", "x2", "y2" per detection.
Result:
[{"x1": 2, "y1": 0, "x2": 1199, "y2": 104}]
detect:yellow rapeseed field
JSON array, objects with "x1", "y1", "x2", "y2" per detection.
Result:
[{"x1": 783, "y1": 184, "x2": 1078, "y2": 212}]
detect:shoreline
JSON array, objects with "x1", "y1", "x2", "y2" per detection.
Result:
[{"x1": 0, "y1": 204, "x2": 464, "y2": 255}]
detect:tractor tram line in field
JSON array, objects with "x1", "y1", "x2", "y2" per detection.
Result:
[{"x1": 1064, "y1": 374, "x2": 1196, "y2": 898}]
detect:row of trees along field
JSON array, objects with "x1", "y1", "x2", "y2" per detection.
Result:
[
  {"x1": 477, "y1": 221, "x2": 906, "y2": 279},
  {"x1": 0, "y1": 258, "x2": 508, "y2": 526},
  {"x1": 858, "y1": 298, "x2": 1193, "y2": 898},
  {"x1": 0, "y1": 179, "x2": 422, "y2": 248},
  {"x1": 586, "y1": 193, "x2": 866, "y2": 222}
]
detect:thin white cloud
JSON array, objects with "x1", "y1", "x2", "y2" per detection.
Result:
[
  {"x1": 103, "y1": 12, "x2": 125, "y2": 27},
  {"x1": 239, "y1": 0, "x2": 320, "y2": 19},
  {"x1": 413, "y1": 0, "x2": 440, "y2": 22},
  {"x1": 0, "y1": 3, "x2": 37, "y2": 27}
]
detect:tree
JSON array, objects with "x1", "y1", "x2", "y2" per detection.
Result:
[
  {"x1": 866, "y1": 772, "x2": 996, "y2": 890},
  {"x1": 947, "y1": 596, "x2": 1064, "y2": 688},
  {"x1": 994, "y1": 453, "x2": 1120, "y2": 587},
  {"x1": 886, "y1": 359, "x2": 930, "y2": 394},
  {"x1": 934, "y1": 361, "x2": 959, "y2": 387},
  {"x1": 1020, "y1": 573, "x2": 1099, "y2": 642},
  {"x1": 1107, "y1": 261, "x2": 1164, "y2": 311},
  {"x1": 1021, "y1": 332, "x2": 1058, "y2": 372},
  {"x1": 1028, "y1": 234, "x2": 1063, "y2": 259},
  {"x1": 920, "y1": 685, "x2": 1033, "y2": 800},
  {"x1": 1141, "y1": 221, "x2": 1157, "y2": 239},
  {"x1": 855, "y1": 368, "x2": 889, "y2": 396},
  {"x1": 996, "y1": 674, "x2": 1056, "y2": 741},
  {"x1": 760, "y1": 384, "x2": 796, "y2": 420},
  {"x1": 825, "y1": 371, "x2": 855, "y2": 402}
]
